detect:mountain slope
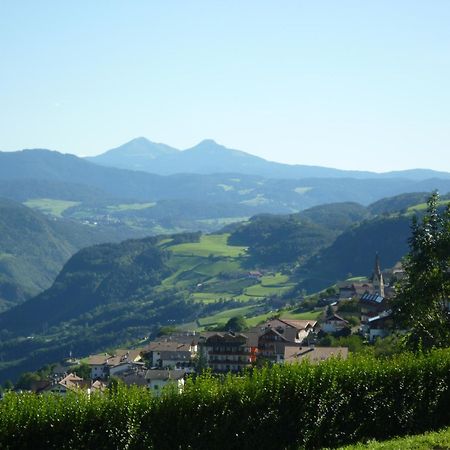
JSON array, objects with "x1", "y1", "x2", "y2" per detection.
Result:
[
  {"x1": 297, "y1": 215, "x2": 412, "y2": 292},
  {"x1": 0, "y1": 198, "x2": 146, "y2": 311},
  {"x1": 0, "y1": 198, "x2": 78, "y2": 308}
]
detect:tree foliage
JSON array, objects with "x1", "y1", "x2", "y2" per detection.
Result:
[
  {"x1": 225, "y1": 315, "x2": 248, "y2": 332},
  {"x1": 393, "y1": 192, "x2": 450, "y2": 349}
]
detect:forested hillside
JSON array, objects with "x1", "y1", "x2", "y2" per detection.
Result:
[
  {"x1": 0, "y1": 199, "x2": 145, "y2": 311},
  {"x1": 297, "y1": 216, "x2": 411, "y2": 292}
]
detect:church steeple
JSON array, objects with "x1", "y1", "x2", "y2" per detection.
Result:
[{"x1": 372, "y1": 253, "x2": 385, "y2": 297}]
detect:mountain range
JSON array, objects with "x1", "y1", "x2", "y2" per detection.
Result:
[
  {"x1": 2, "y1": 146, "x2": 450, "y2": 219},
  {"x1": 87, "y1": 137, "x2": 450, "y2": 180}
]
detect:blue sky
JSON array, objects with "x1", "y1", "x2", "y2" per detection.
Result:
[{"x1": 1, "y1": 1, "x2": 449, "y2": 172}]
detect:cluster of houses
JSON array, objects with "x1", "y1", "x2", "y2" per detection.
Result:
[
  {"x1": 337, "y1": 254, "x2": 396, "y2": 342},
  {"x1": 29, "y1": 318, "x2": 349, "y2": 396},
  {"x1": 88, "y1": 318, "x2": 348, "y2": 391},
  {"x1": 24, "y1": 254, "x2": 397, "y2": 396}
]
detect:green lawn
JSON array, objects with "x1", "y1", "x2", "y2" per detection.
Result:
[
  {"x1": 245, "y1": 311, "x2": 277, "y2": 327},
  {"x1": 245, "y1": 309, "x2": 322, "y2": 327},
  {"x1": 191, "y1": 292, "x2": 231, "y2": 303},
  {"x1": 24, "y1": 198, "x2": 81, "y2": 217},
  {"x1": 281, "y1": 309, "x2": 323, "y2": 320},
  {"x1": 196, "y1": 305, "x2": 262, "y2": 328},
  {"x1": 170, "y1": 234, "x2": 247, "y2": 258},
  {"x1": 260, "y1": 273, "x2": 291, "y2": 286},
  {"x1": 333, "y1": 426, "x2": 450, "y2": 449},
  {"x1": 193, "y1": 260, "x2": 241, "y2": 277},
  {"x1": 161, "y1": 255, "x2": 205, "y2": 287},
  {"x1": 244, "y1": 283, "x2": 293, "y2": 297}
]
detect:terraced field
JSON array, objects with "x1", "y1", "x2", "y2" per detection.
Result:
[
  {"x1": 154, "y1": 233, "x2": 305, "y2": 327},
  {"x1": 161, "y1": 234, "x2": 297, "y2": 308}
]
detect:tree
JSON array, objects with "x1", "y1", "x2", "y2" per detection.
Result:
[
  {"x1": 73, "y1": 362, "x2": 91, "y2": 379},
  {"x1": 2, "y1": 380, "x2": 13, "y2": 391},
  {"x1": 15, "y1": 372, "x2": 40, "y2": 390},
  {"x1": 225, "y1": 315, "x2": 248, "y2": 332},
  {"x1": 393, "y1": 192, "x2": 450, "y2": 350}
]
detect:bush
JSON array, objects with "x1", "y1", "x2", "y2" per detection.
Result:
[{"x1": 1, "y1": 350, "x2": 450, "y2": 449}]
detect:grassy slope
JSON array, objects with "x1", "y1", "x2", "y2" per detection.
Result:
[
  {"x1": 334, "y1": 426, "x2": 450, "y2": 450},
  {"x1": 157, "y1": 234, "x2": 306, "y2": 329},
  {"x1": 23, "y1": 198, "x2": 81, "y2": 217},
  {"x1": 169, "y1": 234, "x2": 247, "y2": 257},
  {"x1": 407, "y1": 198, "x2": 450, "y2": 212}
]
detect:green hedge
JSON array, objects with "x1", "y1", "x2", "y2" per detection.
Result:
[{"x1": 1, "y1": 349, "x2": 450, "y2": 450}]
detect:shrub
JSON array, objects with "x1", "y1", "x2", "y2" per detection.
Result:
[{"x1": 1, "y1": 350, "x2": 449, "y2": 449}]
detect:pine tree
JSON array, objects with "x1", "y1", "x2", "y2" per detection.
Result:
[{"x1": 393, "y1": 192, "x2": 450, "y2": 349}]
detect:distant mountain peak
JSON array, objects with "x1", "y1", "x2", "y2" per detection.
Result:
[
  {"x1": 189, "y1": 139, "x2": 224, "y2": 151},
  {"x1": 86, "y1": 137, "x2": 179, "y2": 170},
  {"x1": 129, "y1": 136, "x2": 152, "y2": 145},
  {"x1": 114, "y1": 137, "x2": 178, "y2": 154},
  {"x1": 198, "y1": 138, "x2": 219, "y2": 146}
]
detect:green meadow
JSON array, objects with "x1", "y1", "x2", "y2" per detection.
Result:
[
  {"x1": 160, "y1": 235, "x2": 297, "y2": 315},
  {"x1": 23, "y1": 198, "x2": 81, "y2": 217}
]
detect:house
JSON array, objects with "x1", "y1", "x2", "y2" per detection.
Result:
[
  {"x1": 117, "y1": 368, "x2": 186, "y2": 394},
  {"x1": 359, "y1": 292, "x2": 387, "y2": 329},
  {"x1": 86, "y1": 353, "x2": 112, "y2": 380},
  {"x1": 260, "y1": 318, "x2": 319, "y2": 343},
  {"x1": 145, "y1": 369, "x2": 186, "y2": 394},
  {"x1": 368, "y1": 311, "x2": 393, "y2": 342},
  {"x1": 284, "y1": 346, "x2": 349, "y2": 364},
  {"x1": 141, "y1": 341, "x2": 196, "y2": 370},
  {"x1": 322, "y1": 313, "x2": 349, "y2": 334},
  {"x1": 318, "y1": 295, "x2": 340, "y2": 307},
  {"x1": 257, "y1": 328, "x2": 290, "y2": 363},
  {"x1": 203, "y1": 332, "x2": 258, "y2": 372},
  {"x1": 109, "y1": 360, "x2": 145, "y2": 377},
  {"x1": 39, "y1": 373, "x2": 106, "y2": 396},
  {"x1": 87, "y1": 349, "x2": 142, "y2": 380}
]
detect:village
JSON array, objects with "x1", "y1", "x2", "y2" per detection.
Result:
[{"x1": 19, "y1": 255, "x2": 399, "y2": 397}]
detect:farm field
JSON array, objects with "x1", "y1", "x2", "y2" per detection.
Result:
[
  {"x1": 194, "y1": 305, "x2": 321, "y2": 330},
  {"x1": 196, "y1": 304, "x2": 261, "y2": 329},
  {"x1": 169, "y1": 234, "x2": 247, "y2": 257},
  {"x1": 281, "y1": 309, "x2": 323, "y2": 320},
  {"x1": 161, "y1": 235, "x2": 296, "y2": 308},
  {"x1": 23, "y1": 198, "x2": 80, "y2": 217}
]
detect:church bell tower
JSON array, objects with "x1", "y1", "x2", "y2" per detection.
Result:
[{"x1": 372, "y1": 253, "x2": 385, "y2": 297}]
